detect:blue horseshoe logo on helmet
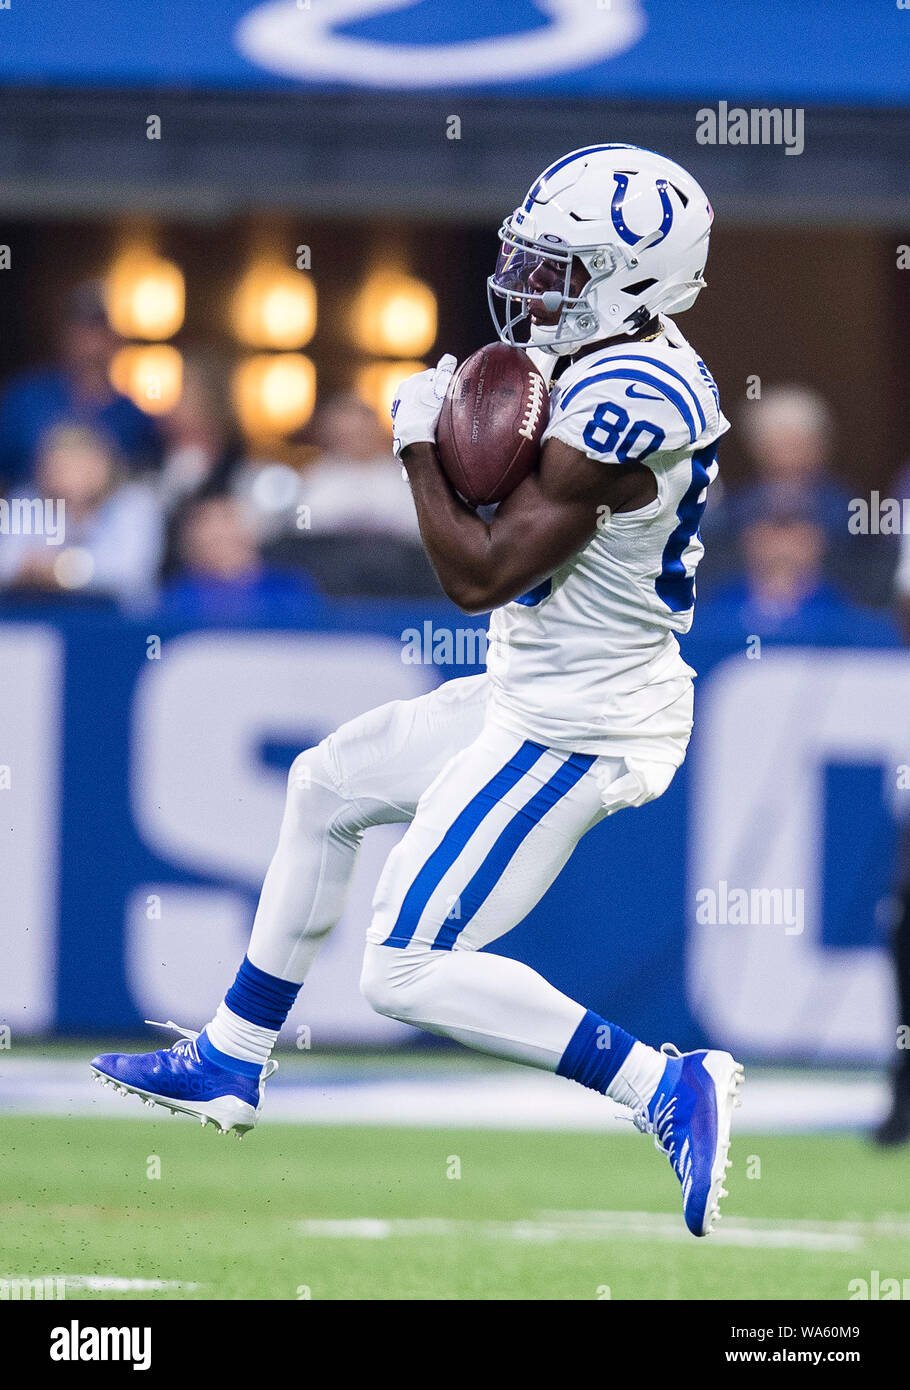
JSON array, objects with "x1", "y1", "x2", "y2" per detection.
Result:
[{"x1": 610, "y1": 174, "x2": 674, "y2": 247}]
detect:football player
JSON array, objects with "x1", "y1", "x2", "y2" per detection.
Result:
[{"x1": 93, "y1": 145, "x2": 743, "y2": 1238}]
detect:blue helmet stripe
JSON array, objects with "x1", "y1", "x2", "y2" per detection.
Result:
[{"x1": 523, "y1": 144, "x2": 634, "y2": 213}]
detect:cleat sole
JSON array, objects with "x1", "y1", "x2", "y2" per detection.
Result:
[
  {"x1": 88, "y1": 1065, "x2": 260, "y2": 1135},
  {"x1": 697, "y1": 1052, "x2": 745, "y2": 1238}
]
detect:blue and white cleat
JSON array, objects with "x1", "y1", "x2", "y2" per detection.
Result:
[
  {"x1": 90, "y1": 1021, "x2": 277, "y2": 1137},
  {"x1": 634, "y1": 1043, "x2": 744, "y2": 1237}
]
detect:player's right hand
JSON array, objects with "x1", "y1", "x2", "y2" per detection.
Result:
[{"x1": 391, "y1": 354, "x2": 457, "y2": 457}]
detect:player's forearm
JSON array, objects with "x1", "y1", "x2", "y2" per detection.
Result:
[{"x1": 401, "y1": 442, "x2": 501, "y2": 611}]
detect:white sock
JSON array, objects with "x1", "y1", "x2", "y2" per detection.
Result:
[
  {"x1": 607, "y1": 1041, "x2": 667, "y2": 1111},
  {"x1": 204, "y1": 1002, "x2": 278, "y2": 1068}
]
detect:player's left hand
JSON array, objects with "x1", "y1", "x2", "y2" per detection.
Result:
[{"x1": 391, "y1": 354, "x2": 456, "y2": 457}]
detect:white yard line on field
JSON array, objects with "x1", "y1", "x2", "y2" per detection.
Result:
[
  {"x1": 295, "y1": 1209, "x2": 910, "y2": 1250},
  {"x1": 0, "y1": 1274, "x2": 203, "y2": 1293},
  {"x1": 0, "y1": 1058, "x2": 891, "y2": 1133}
]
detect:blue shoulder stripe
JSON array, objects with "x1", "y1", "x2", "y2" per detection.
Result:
[
  {"x1": 604, "y1": 353, "x2": 707, "y2": 433},
  {"x1": 573, "y1": 351, "x2": 707, "y2": 434},
  {"x1": 557, "y1": 368, "x2": 698, "y2": 443}
]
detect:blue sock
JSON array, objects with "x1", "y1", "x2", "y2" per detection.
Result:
[
  {"x1": 200, "y1": 955, "x2": 302, "y2": 1070},
  {"x1": 223, "y1": 955, "x2": 301, "y2": 1029},
  {"x1": 556, "y1": 1008, "x2": 637, "y2": 1094}
]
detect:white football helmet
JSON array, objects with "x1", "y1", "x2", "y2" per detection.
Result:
[{"x1": 488, "y1": 144, "x2": 714, "y2": 356}]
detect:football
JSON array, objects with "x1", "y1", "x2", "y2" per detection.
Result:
[{"x1": 436, "y1": 342, "x2": 549, "y2": 506}]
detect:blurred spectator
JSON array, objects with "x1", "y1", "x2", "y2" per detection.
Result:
[
  {"x1": 261, "y1": 391, "x2": 442, "y2": 597},
  {"x1": 897, "y1": 522, "x2": 910, "y2": 641},
  {"x1": 874, "y1": 523, "x2": 910, "y2": 1146},
  {"x1": 162, "y1": 494, "x2": 322, "y2": 620},
  {"x1": 0, "y1": 424, "x2": 163, "y2": 606},
  {"x1": 733, "y1": 385, "x2": 846, "y2": 528},
  {"x1": 297, "y1": 393, "x2": 419, "y2": 539},
  {"x1": 741, "y1": 385, "x2": 838, "y2": 488},
  {"x1": 700, "y1": 385, "x2": 895, "y2": 607},
  {"x1": 890, "y1": 459, "x2": 910, "y2": 629},
  {"x1": 0, "y1": 281, "x2": 161, "y2": 490},
  {"x1": 156, "y1": 356, "x2": 307, "y2": 576},
  {"x1": 156, "y1": 354, "x2": 245, "y2": 510},
  {"x1": 696, "y1": 490, "x2": 893, "y2": 643}
]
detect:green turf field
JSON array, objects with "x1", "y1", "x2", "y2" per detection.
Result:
[{"x1": 1, "y1": 1115, "x2": 907, "y2": 1300}]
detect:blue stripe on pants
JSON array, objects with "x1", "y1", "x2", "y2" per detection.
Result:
[
  {"x1": 432, "y1": 750, "x2": 596, "y2": 951},
  {"x1": 381, "y1": 739, "x2": 547, "y2": 949}
]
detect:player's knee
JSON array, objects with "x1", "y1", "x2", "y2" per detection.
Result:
[
  {"x1": 284, "y1": 744, "x2": 359, "y2": 842},
  {"x1": 359, "y1": 946, "x2": 399, "y2": 1018},
  {"x1": 360, "y1": 943, "x2": 422, "y2": 1022},
  {"x1": 287, "y1": 744, "x2": 334, "y2": 802}
]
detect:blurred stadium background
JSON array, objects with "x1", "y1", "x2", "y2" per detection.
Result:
[{"x1": 2, "y1": 0, "x2": 910, "y2": 1302}]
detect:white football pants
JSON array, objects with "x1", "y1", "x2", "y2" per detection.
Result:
[{"x1": 247, "y1": 674, "x2": 677, "y2": 1069}]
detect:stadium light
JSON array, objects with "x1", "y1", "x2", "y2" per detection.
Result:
[
  {"x1": 355, "y1": 359, "x2": 426, "y2": 427},
  {"x1": 109, "y1": 344, "x2": 183, "y2": 414},
  {"x1": 231, "y1": 262, "x2": 317, "y2": 350},
  {"x1": 351, "y1": 271, "x2": 437, "y2": 357},
  {"x1": 106, "y1": 250, "x2": 185, "y2": 341},
  {"x1": 232, "y1": 353, "x2": 316, "y2": 438}
]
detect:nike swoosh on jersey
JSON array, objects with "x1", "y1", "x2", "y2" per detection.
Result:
[{"x1": 625, "y1": 382, "x2": 664, "y2": 401}]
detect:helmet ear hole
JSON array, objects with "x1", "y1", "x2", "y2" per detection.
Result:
[{"x1": 623, "y1": 278, "x2": 658, "y2": 296}]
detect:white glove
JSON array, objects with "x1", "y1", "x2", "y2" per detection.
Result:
[{"x1": 391, "y1": 354, "x2": 457, "y2": 457}]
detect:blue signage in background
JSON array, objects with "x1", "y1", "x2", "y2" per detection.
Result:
[
  {"x1": 0, "y1": 603, "x2": 905, "y2": 1063},
  {"x1": 0, "y1": 0, "x2": 908, "y2": 105}
]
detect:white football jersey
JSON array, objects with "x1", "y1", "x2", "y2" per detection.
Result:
[{"x1": 485, "y1": 316, "x2": 730, "y2": 762}]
